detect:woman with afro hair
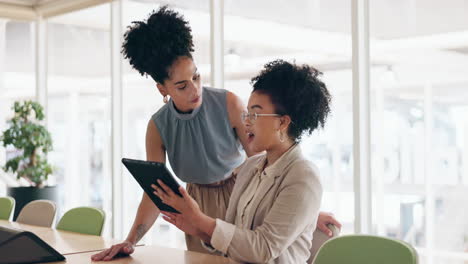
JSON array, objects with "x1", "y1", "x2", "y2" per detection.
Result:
[
  {"x1": 154, "y1": 60, "x2": 331, "y2": 263},
  {"x1": 92, "y1": 6, "x2": 340, "y2": 261}
]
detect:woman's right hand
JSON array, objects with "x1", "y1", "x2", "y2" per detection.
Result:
[
  {"x1": 90, "y1": 241, "x2": 135, "y2": 261},
  {"x1": 161, "y1": 211, "x2": 202, "y2": 237}
]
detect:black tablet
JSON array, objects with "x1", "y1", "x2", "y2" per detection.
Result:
[
  {"x1": 122, "y1": 158, "x2": 182, "y2": 213},
  {"x1": 0, "y1": 226, "x2": 65, "y2": 264}
]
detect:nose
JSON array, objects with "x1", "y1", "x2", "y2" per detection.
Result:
[
  {"x1": 243, "y1": 116, "x2": 252, "y2": 126},
  {"x1": 189, "y1": 80, "x2": 200, "y2": 96}
]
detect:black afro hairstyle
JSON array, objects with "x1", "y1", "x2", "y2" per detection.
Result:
[
  {"x1": 121, "y1": 5, "x2": 194, "y2": 84},
  {"x1": 251, "y1": 60, "x2": 332, "y2": 142}
]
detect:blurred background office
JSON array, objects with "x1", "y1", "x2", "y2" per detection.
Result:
[{"x1": 0, "y1": 1, "x2": 467, "y2": 263}]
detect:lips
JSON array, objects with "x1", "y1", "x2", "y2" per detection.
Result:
[
  {"x1": 191, "y1": 96, "x2": 201, "y2": 104},
  {"x1": 247, "y1": 131, "x2": 255, "y2": 142}
]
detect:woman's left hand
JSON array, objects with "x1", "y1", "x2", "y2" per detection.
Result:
[
  {"x1": 160, "y1": 211, "x2": 202, "y2": 237},
  {"x1": 151, "y1": 180, "x2": 200, "y2": 221},
  {"x1": 317, "y1": 211, "x2": 342, "y2": 237}
]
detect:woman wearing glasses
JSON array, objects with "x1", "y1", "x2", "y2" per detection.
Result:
[
  {"x1": 154, "y1": 60, "x2": 330, "y2": 263},
  {"x1": 92, "y1": 6, "x2": 339, "y2": 261}
]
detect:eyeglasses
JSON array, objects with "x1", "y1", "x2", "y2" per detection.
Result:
[{"x1": 241, "y1": 112, "x2": 281, "y2": 123}]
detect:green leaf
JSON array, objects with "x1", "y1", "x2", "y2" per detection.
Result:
[{"x1": 1, "y1": 100, "x2": 54, "y2": 187}]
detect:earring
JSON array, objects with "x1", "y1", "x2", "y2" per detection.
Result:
[
  {"x1": 279, "y1": 131, "x2": 285, "y2": 143},
  {"x1": 163, "y1": 95, "x2": 169, "y2": 104}
]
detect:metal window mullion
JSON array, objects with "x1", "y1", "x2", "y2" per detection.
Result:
[
  {"x1": 0, "y1": 19, "x2": 8, "y2": 175},
  {"x1": 110, "y1": 0, "x2": 123, "y2": 240},
  {"x1": 351, "y1": 0, "x2": 372, "y2": 234},
  {"x1": 210, "y1": 0, "x2": 224, "y2": 89},
  {"x1": 424, "y1": 83, "x2": 435, "y2": 264},
  {"x1": 374, "y1": 81, "x2": 386, "y2": 236},
  {"x1": 34, "y1": 16, "x2": 48, "y2": 125}
]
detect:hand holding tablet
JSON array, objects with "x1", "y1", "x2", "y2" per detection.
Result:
[{"x1": 122, "y1": 158, "x2": 182, "y2": 213}]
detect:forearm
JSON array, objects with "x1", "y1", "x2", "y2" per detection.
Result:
[
  {"x1": 194, "y1": 212, "x2": 216, "y2": 239},
  {"x1": 197, "y1": 230, "x2": 212, "y2": 244},
  {"x1": 125, "y1": 196, "x2": 160, "y2": 245}
]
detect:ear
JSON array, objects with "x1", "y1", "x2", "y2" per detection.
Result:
[
  {"x1": 279, "y1": 115, "x2": 292, "y2": 131},
  {"x1": 156, "y1": 83, "x2": 168, "y2": 97}
]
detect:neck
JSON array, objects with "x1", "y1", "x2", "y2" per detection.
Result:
[
  {"x1": 265, "y1": 140, "x2": 295, "y2": 168},
  {"x1": 172, "y1": 101, "x2": 193, "y2": 114}
]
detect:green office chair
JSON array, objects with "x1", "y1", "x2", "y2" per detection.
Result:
[
  {"x1": 308, "y1": 224, "x2": 340, "y2": 263},
  {"x1": 0, "y1": 196, "x2": 15, "y2": 220},
  {"x1": 313, "y1": 235, "x2": 418, "y2": 264},
  {"x1": 56, "y1": 206, "x2": 105, "y2": 236}
]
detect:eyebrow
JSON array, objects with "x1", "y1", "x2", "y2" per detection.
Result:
[
  {"x1": 250, "y1": 105, "x2": 263, "y2": 110},
  {"x1": 173, "y1": 68, "x2": 199, "y2": 85}
]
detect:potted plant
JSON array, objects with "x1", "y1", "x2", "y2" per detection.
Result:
[{"x1": 1, "y1": 100, "x2": 57, "y2": 220}]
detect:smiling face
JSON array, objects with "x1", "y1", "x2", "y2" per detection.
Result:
[
  {"x1": 244, "y1": 91, "x2": 288, "y2": 153},
  {"x1": 157, "y1": 56, "x2": 202, "y2": 112}
]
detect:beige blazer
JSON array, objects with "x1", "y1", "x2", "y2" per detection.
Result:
[{"x1": 210, "y1": 145, "x2": 323, "y2": 263}]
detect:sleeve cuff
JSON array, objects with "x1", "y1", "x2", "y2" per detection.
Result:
[
  {"x1": 210, "y1": 218, "x2": 236, "y2": 254},
  {"x1": 200, "y1": 240, "x2": 218, "y2": 253}
]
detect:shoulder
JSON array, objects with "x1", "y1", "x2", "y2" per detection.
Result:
[
  {"x1": 224, "y1": 90, "x2": 245, "y2": 126},
  {"x1": 225, "y1": 90, "x2": 243, "y2": 109},
  {"x1": 282, "y1": 154, "x2": 322, "y2": 190},
  {"x1": 200, "y1": 87, "x2": 230, "y2": 112},
  {"x1": 202, "y1": 87, "x2": 242, "y2": 110},
  {"x1": 203, "y1": 87, "x2": 228, "y2": 99},
  {"x1": 151, "y1": 102, "x2": 171, "y2": 121}
]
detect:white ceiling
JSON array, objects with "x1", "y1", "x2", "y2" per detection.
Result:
[
  {"x1": 0, "y1": 0, "x2": 56, "y2": 6},
  {"x1": 0, "y1": 0, "x2": 111, "y2": 19},
  {"x1": 1, "y1": 0, "x2": 468, "y2": 100},
  {"x1": 144, "y1": 0, "x2": 468, "y2": 39},
  {"x1": 3, "y1": 0, "x2": 467, "y2": 40}
]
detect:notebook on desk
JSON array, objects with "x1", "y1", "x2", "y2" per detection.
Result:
[{"x1": 0, "y1": 226, "x2": 65, "y2": 264}]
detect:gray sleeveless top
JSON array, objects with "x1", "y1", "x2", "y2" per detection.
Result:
[{"x1": 152, "y1": 87, "x2": 245, "y2": 184}]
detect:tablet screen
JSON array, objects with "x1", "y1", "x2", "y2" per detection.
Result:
[
  {"x1": 0, "y1": 227, "x2": 65, "y2": 264},
  {"x1": 122, "y1": 158, "x2": 181, "y2": 213}
]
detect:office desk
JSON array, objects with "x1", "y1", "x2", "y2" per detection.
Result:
[
  {"x1": 47, "y1": 245, "x2": 238, "y2": 264},
  {"x1": 1, "y1": 220, "x2": 236, "y2": 263},
  {"x1": 0, "y1": 220, "x2": 119, "y2": 255}
]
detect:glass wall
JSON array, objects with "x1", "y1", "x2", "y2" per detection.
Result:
[
  {"x1": 370, "y1": 0, "x2": 468, "y2": 263},
  {"x1": 224, "y1": 0, "x2": 355, "y2": 234},
  {"x1": 46, "y1": 3, "x2": 112, "y2": 236},
  {"x1": 0, "y1": 20, "x2": 36, "y2": 194}
]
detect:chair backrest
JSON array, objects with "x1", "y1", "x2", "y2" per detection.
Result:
[
  {"x1": 313, "y1": 235, "x2": 418, "y2": 264},
  {"x1": 308, "y1": 224, "x2": 340, "y2": 264},
  {"x1": 16, "y1": 200, "x2": 56, "y2": 227},
  {"x1": 0, "y1": 196, "x2": 15, "y2": 220},
  {"x1": 56, "y1": 206, "x2": 105, "y2": 236}
]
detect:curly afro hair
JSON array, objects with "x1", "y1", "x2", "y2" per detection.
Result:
[
  {"x1": 121, "y1": 6, "x2": 194, "y2": 84},
  {"x1": 251, "y1": 60, "x2": 331, "y2": 142}
]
